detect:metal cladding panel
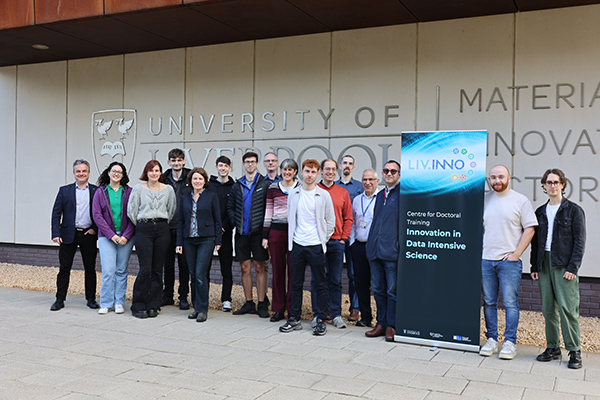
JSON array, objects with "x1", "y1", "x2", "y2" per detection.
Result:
[
  {"x1": 34, "y1": 0, "x2": 103, "y2": 23},
  {"x1": 0, "y1": 0, "x2": 34, "y2": 29}
]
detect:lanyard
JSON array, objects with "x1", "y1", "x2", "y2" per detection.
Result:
[{"x1": 361, "y1": 195, "x2": 375, "y2": 216}]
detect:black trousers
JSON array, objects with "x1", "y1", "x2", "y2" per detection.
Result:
[
  {"x1": 208, "y1": 228, "x2": 233, "y2": 302},
  {"x1": 290, "y1": 243, "x2": 328, "y2": 321},
  {"x1": 350, "y1": 241, "x2": 373, "y2": 324},
  {"x1": 56, "y1": 230, "x2": 98, "y2": 301},
  {"x1": 132, "y1": 221, "x2": 170, "y2": 312},
  {"x1": 163, "y1": 228, "x2": 190, "y2": 301}
]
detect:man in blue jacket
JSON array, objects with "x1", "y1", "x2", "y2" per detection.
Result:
[
  {"x1": 50, "y1": 159, "x2": 98, "y2": 311},
  {"x1": 365, "y1": 160, "x2": 401, "y2": 342}
]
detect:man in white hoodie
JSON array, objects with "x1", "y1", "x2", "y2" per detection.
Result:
[{"x1": 279, "y1": 159, "x2": 335, "y2": 336}]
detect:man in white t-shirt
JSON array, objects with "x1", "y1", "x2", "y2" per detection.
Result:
[
  {"x1": 279, "y1": 159, "x2": 335, "y2": 336},
  {"x1": 480, "y1": 165, "x2": 538, "y2": 360}
]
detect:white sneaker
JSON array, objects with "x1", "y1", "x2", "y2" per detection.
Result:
[
  {"x1": 115, "y1": 304, "x2": 124, "y2": 314},
  {"x1": 479, "y1": 338, "x2": 498, "y2": 356},
  {"x1": 499, "y1": 341, "x2": 517, "y2": 360},
  {"x1": 222, "y1": 301, "x2": 232, "y2": 312},
  {"x1": 311, "y1": 316, "x2": 318, "y2": 328},
  {"x1": 98, "y1": 307, "x2": 109, "y2": 315},
  {"x1": 332, "y1": 316, "x2": 347, "y2": 329}
]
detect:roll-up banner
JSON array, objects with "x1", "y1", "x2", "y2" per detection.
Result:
[{"x1": 395, "y1": 130, "x2": 487, "y2": 352}]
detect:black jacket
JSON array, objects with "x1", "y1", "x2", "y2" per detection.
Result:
[
  {"x1": 176, "y1": 190, "x2": 222, "y2": 247},
  {"x1": 163, "y1": 168, "x2": 191, "y2": 229},
  {"x1": 227, "y1": 173, "x2": 270, "y2": 235},
  {"x1": 207, "y1": 175, "x2": 235, "y2": 231},
  {"x1": 530, "y1": 197, "x2": 586, "y2": 275}
]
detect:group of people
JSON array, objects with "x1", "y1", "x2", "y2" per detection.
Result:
[
  {"x1": 49, "y1": 154, "x2": 586, "y2": 366},
  {"x1": 480, "y1": 165, "x2": 586, "y2": 369}
]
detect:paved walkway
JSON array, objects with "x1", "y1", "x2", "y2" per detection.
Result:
[{"x1": 1, "y1": 287, "x2": 599, "y2": 400}]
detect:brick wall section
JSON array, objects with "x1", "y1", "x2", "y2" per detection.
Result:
[{"x1": 2, "y1": 243, "x2": 599, "y2": 316}]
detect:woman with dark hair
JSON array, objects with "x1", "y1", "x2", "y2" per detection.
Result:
[
  {"x1": 262, "y1": 158, "x2": 300, "y2": 322},
  {"x1": 176, "y1": 167, "x2": 222, "y2": 322},
  {"x1": 127, "y1": 160, "x2": 176, "y2": 319},
  {"x1": 93, "y1": 161, "x2": 136, "y2": 315},
  {"x1": 531, "y1": 168, "x2": 586, "y2": 369}
]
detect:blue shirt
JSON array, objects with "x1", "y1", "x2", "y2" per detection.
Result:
[
  {"x1": 335, "y1": 178, "x2": 363, "y2": 203},
  {"x1": 240, "y1": 175, "x2": 258, "y2": 235}
]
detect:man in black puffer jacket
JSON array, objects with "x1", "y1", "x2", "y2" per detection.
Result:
[{"x1": 227, "y1": 151, "x2": 271, "y2": 317}]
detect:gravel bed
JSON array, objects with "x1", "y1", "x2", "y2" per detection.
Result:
[{"x1": 1, "y1": 262, "x2": 598, "y2": 352}]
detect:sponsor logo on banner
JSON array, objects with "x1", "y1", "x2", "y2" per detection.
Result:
[{"x1": 91, "y1": 109, "x2": 137, "y2": 175}]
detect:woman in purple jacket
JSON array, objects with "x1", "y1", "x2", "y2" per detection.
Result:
[{"x1": 92, "y1": 161, "x2": 136, "y2": 315}]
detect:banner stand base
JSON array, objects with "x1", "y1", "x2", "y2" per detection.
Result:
[{"x1": 395, "y1": 335, "x2": 480, "y2": 353}]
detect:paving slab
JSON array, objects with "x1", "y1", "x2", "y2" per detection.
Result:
[{"x1": 1, "y1": 286, "x2": 600, "y2": 400}]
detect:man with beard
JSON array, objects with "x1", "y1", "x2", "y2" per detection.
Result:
[
  {"x1": 335, "y1": 155, "x2": 363, "y2": 321},
  {"x1": 480, "y1": 164, "x2": 537, "y2": 360}
]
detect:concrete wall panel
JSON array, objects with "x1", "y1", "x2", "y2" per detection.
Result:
[
  {"x1": 0, "y1": 66, "x2": 17, "y2": 242},
  {"x1": 15, "y1": 62, "x2": 67, "y2": 245}
]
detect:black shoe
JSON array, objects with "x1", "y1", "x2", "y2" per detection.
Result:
[
  {"x1": 264, "y1": 295, "x2": 270, "y2": 307},
  {"x1": 536, "y1": 347, "x2": 561, "y2": 362},
  {"x1": 179, "y1": 300, "x2": 190, "y2": 310},
  {"x1": 196, "y1": 312, "x2": 207, "y2": 323},
  {"x1": 132, "y1": 310, "x2": 148, "y2": 319},
  {"x1": 87, "y1": 299, "x2": 100, "y2": 309},
  {"x1": 270, "y1": 312, "x2": 285, "y2": 322},
  {"x1": 233, "y1": 301, "x2": 257, "y2": 315},
  {"x1": 313, "y1": 319, "x2": 327, "y2": 336},
  {"x1": 568, "y1": 350, "x2": 582, "y2": 369},
  {"x1": 356, "y1": 320, "x2": 373, "y2": 328},
  {"x1": 147, "y1": 309, "x2": 158, "y2": 318},
  {"x1": 257, "y1": 301, "x2": 270, "y2": 318},
  {"x1": 50, "y1": 299, "x2": 64, "y2": 311},
  {"x1": 279, "y1": 318, "x2": 302, "y2": 333},
  {"x1": 162, "y1": 296, "x2": 175, "y2": 306},
  {"x1": 188, "y1": 312, "x2": 199, "y2": 319}
]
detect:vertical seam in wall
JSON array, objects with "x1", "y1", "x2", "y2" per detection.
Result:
[
  {"x1": 65, "y1": 61, "x2": 69, "y2": 183},
  {"x1": 13, "y1": 66, "x2": 18, "y2": 242},
  {"x1": 414, "y1": 23, "x2": 419, "y2": 131},
  {"x1": 252, "y1": 40, "x2": 257, "y2": 148},
  {"x1": 122, "y1": 54, "x2": 125, "y2": 109},
  {"x1": 183, "y1": 47, "x2": 187, "y2": 145},
  {"x1": 329, "y1": 32, "x2": 333, "y2": 147},
  {"x1": 511, "y1": 13, "x2": 517, "y2": 175}
]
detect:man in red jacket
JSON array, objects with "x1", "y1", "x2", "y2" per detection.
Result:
[{"x1": 311, "y1": 158, "x2": 353, "y2": 329}]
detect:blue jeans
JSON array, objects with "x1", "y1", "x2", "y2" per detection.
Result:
[
  {"x1": 370, "y1": 259, "x2": 397, "y2": 328},
  {"x1": 183, "y1": 236, "x2": 215, "y2": 314},
  {"x1": 311, "y1": 239, "x2": 344, "y2": 319},
  {"x1": 98, "y1": 235, "x2": 135, "y2": 308},
  {"x1": 481, "y1": 259, "x2": 522, "y2": 343}
]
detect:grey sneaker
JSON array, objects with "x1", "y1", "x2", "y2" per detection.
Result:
[
  {"x1": 313, "y1": 319, "x2": 327, "y2": 336},
  {"x1": 280, "y1": 318, "x2": 302, "y2": 333},
  {"x1": 311, "y1": 316, "x2": 318, "y2": 328},
  {"x1": 479, "y1": 338, "x2": 498, "y2": 357},
  {"x1": 499, "y1": 341, "x2": 517, "y2": 360},
  {"x1": 332, "y1": 316, "x2": 347, "y2": 329}
]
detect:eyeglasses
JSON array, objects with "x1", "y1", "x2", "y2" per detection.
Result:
[
  {"x1": 382, "y1": 169, "x2": 399, "y2": 175},
  {"x1": 362, "y1": 178, "x2": 377, "y2": 182},
  {"x1": 244, "y1": 160, "x2": 257, "y2": 165},
  {"x1": 264, "y1": 160, "x2": 277, "y2": 164},
  {"x1": 544, "y1": 181, "x2": 562, "y2": 187},
  {"x1": 110, "y1": 170, "x2": 123, "y2": 175}
]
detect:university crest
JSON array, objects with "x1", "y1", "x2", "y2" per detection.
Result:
[{"x1": 91, "y1": 109, "x2": 137, "y2": 175}]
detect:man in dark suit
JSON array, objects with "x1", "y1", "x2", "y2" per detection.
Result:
[{"x1": 50, "y1": 159, "x2": 99, "y2": 311}]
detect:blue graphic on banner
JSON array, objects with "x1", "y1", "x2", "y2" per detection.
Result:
[{"x1": 401, "y1": 131, "x2": 486, "y2": 195}]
